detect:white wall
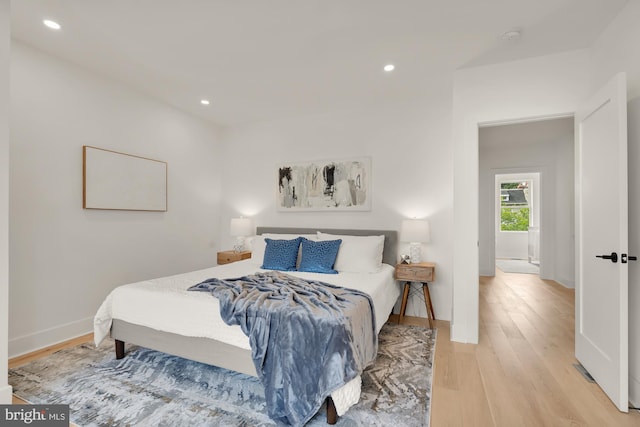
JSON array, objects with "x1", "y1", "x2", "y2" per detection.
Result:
[
  {"x1": 590, "y1": 0, "x2": 640, "y2": 100},
  {"x1": 590, "y1": 0, "x2": 640, "y2": 407},
  {"x1": 495, "y1": 230, "x2": 528, "y2": 260},
  {"x1": 479, "y1": 118, "x2": 574, "y2": 288},
  {"x1": 9, "y1": 43, "x2": 224, "y2": 357},
  {"x1": 220, "y1": 97, "x2": 454, "y2": 320},
  {"x1": 0, "y1": 0, "x2": 11, "y2": 404},
  {"x1": 452, "y1": 50, "x2": 590, "y2": 343}
]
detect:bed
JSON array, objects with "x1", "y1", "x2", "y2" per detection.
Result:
[{"x1": 94, "y1": 227, "x2": 400, "y2": 425}]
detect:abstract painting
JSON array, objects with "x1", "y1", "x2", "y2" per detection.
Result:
[{"x1": 277, "y1": 157, "x2": 371, "y2": 211}]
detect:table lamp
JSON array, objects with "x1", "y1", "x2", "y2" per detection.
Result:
[
  {"x1": 400, "y1": 219, "x2": 431, "y2": 263},
  {"x1": 230, "y1": 217, "x2": 253, "y2": 252}
]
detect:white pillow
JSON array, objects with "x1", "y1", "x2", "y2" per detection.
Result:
[
  {"x1": 249, "y1": 233, "x2": 317, "y2": 265},
  {"x1": 317, "y1": 232, "x2": 385, "y2": 273}
]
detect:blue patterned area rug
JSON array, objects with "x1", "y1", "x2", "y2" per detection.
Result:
[{"x1": 9, "y1": 323, "x2": 435, "y2": 426}]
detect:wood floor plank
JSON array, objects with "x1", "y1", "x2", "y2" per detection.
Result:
[
  {"x1": 508, "y1": 334, "x2": 587, "y2": 426},
  {"x1": 474, "y1": 341, "x2": 529, "y2": 426},
  {"x1": 453, "y1": 350, "x2": 495, "y2": 426}
]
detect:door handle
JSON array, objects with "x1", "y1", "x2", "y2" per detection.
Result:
[
  {"x1": 596, "y1": 252, "x2": 618, "y2": 263},
  {"x1": 621, "y1": 254, "x2": 638, "y2": 263}
]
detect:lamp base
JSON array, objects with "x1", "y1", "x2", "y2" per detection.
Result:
[
  {"x1": 233, "y1": 237, "x2": 245, "y2": 253},
  {"x1": 409, "y1": 242, "x2": 422, "y2": 264}
]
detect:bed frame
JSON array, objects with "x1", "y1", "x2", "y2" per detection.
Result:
[{"x1": 111, "y1": 227, "x2": 398, "y2": 424}]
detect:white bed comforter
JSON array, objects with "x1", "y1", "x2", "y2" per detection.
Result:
[{"x1": 94, "y1": 259, "x2": 400, "y2": 416}]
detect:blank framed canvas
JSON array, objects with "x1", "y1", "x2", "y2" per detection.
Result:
[{"x1": 83, "y1": 146, "x2": 167, "y2": 211}]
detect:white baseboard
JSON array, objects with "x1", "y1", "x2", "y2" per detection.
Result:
[
  {"x1": 555, "y1": 277, "x2": 575, "y2": 289},
  {"x1": 0, "y1": 384, "x2": 12, "y2": 404},
  {"x1": 8, "y1": 316, "x2": 93, "y2": 358},
  {"x1": 630, "y1": 374, "x2": 640, "y2": 408},
  {"x1": 478, "y1": 268, "x2": 494, "y2": 276}
]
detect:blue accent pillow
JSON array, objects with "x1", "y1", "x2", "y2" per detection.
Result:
[
  {"x1": 297, "y1": 238, "x2": 342, "y2": 274},
  {"x1": 261, "y1": 237, "x2": 302, "y2": 271}
]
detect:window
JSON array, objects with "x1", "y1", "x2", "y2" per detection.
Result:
[{"x1": 500, "y1": 181, "x2": 530, "y2": 231}]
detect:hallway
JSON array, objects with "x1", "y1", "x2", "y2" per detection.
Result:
[{"x1": 430, "y1": 269, "x2": 640, "y2": 426}]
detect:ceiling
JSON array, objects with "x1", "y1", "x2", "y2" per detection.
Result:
[{"x1": 10, "y1": 0, "x2": 628, "y2": 126}]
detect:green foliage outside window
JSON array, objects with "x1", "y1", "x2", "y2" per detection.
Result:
[
  {"x1": 501, "y1": 182, "x2": 520, "y2": 189},
  {"x1": 501, "y1": 207, "x2": 530, "y2": 231}
]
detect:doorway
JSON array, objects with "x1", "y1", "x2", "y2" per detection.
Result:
[
  {"x1": 478, "y1": 116, "x2": 575, "y2": 287},
  {"x1": 495, "y1": 173, "x2": 540, "y2": 275}
]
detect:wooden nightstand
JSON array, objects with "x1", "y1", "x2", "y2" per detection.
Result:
[
  {"x1": 395, "y1": 262, "x2": 436, "y2": 327},
  {"x1": 217, "y1": 250, "x2": 251, "y2": 265}
]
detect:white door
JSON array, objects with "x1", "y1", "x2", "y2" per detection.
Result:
[{"x1": 575, "y1": 72, "x2": 628, "y2": 412}]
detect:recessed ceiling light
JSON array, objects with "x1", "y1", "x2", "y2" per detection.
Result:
[
  {"x1": 383, "y1": 64, "x2": 395, "y2": 72},
  {"x1": 43, "y1": 19, "x2": 61, "y2": 30},
  {"x1": 200, "y1": 99, "x2": 210, "y2": 105}
]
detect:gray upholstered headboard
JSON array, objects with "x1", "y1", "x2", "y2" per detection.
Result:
[{"x1": 256, "y1": 227, "x2": 398, "y2": 266}]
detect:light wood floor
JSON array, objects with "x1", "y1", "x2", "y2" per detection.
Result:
[
  {"x1": 9, "y1": 269, "x2": 640, "y2": 426},
  {"x1": 430, "y1": 268, "x2": 640, "y2": 426}
]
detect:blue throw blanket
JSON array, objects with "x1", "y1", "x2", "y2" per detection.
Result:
[{"x1": 188, "y1": 271, "x2": 377, "y2": 426}]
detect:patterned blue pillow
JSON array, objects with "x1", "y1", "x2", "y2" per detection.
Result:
[
  {"x1": 261, "y1": 237, "x2": 302, "y2": 271},
  {"x1": 297, "y1": 238, "x2": 342, "y2": 274}
]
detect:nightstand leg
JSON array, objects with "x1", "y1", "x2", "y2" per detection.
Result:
[
  {"x1": 399, "y1": 282, "x2": 410, "y2": 324},
  {"x1": 423, "y1": 283, "x2": 435, "y2": 328}
]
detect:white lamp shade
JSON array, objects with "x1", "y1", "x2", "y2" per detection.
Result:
[
  {"x1": 400, "y1": 219, "x2": 431, "y2": 243},
  {"x1": 230, "y1": 217, "x2": 253, "y2": 237}
]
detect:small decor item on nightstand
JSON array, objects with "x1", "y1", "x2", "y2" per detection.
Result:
[
  {"x1": 400, "y1": 254, "x2": 411, "y2": 264},
  {"x1": 230, "y1": 217, "x2": 254, "y2": 253}
]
